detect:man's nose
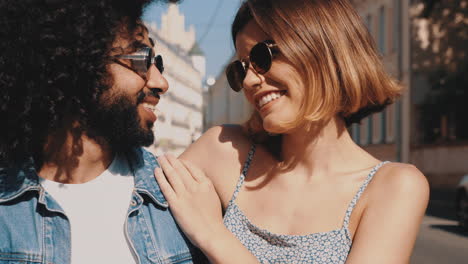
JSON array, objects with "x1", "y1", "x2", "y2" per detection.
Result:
[{"x1": 146, "y1": 64, "x2": 168, "y2": 94}]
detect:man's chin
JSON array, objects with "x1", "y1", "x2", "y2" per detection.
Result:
[
  {"x1": 92, "y1": 91, "x2": 157, "y2": 151},
  {"x1": 138, "y1": 122, "x2": 155, "y2": 146},
  {"x1": 121, "y1": 121, "x2": 154, "y2": 148},
  {"x1": 139, "y1": 129, "x2": 155, "y2": 147}
]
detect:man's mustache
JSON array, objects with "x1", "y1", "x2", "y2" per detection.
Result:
[{"x1": 137, "y1": 88, "x2": 163, "y2": 103}]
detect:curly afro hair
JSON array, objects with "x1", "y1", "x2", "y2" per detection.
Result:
[{"x1": 0, "y1": 0, "x2": 178, "y2": 166}]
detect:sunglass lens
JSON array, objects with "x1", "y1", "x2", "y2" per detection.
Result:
[
  {"x1": 250, "y1": 42, "x2": 272, "y2": 74},
  {"x1": 154, "y1": 55, "x2": 164, "y2": 73},
  {"x1": 226, "y1": 60, "x2": 246, "y2": 92},
  {"x1": 146, "y1": 47, "x2": 154, "y2": 70}
]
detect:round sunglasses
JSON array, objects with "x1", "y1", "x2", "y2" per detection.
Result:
[
  {"x1": 226, "y1": 40, "x2": 278, "y2": 92},
  {"x1": 113, "y1": 46, "x2": 164, "y2": 80}
]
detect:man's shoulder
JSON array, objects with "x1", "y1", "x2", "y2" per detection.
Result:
[
  {"x1": 138, "y1": 147, "x2": 158, "y2": 165},
  {"x1": 127, "y1": 147, "x2": 168, "y2": 207},
  {"x1": 124, "y1": 147, "x2": 158, "y2": 170},
  {"x1": 0, "y1": 159, "x2": 40, "y2": 202}
]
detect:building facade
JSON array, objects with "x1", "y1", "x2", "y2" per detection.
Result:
[
  {"x1": 203, "y1": 56, "x2": 253, "y2": 130},
  {"x1": 353, "y1": 0, "x2": 468, "y2": 187},
  {"x1": 145, "y1": 4, "x2": 205, "y2": 156},
  {"x1": 408, "y1": 0, "x2": 468, "y2": 187},
  {"x1": 350, "y1": 0, "x2": 411, "y2": 163}
]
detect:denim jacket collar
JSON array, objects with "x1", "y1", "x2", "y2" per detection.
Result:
[
  {"x1": 127, "y1": 148, "x2": 168, "y2": 208},
  {"x1": 0, "y1": 157, "x2": 41, "y2": 202},
  {"x1": 0, "y1": 148, "x2": 168, "y2": 208}
]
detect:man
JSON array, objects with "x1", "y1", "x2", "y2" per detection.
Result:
[{"x1": 0, "y1": 0, "x2": 206, "y2": 263}]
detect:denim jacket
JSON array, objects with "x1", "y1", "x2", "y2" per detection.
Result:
[{"x1": 0, "y1": 148, "x2": 207, "y2": 264}]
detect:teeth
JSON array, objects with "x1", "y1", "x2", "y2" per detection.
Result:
[
  {"x1": 142, "y1": 103, "x2": 156, "y2": 112},
  {"x1": 258, "y1": 92, "x2": 283, "y2": 108}
]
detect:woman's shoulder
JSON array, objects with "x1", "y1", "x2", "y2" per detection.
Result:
[
  {"x1": 368, "y1": 162, "x2": 429, "y2": 209},
  {"x1": 182, "y1": 124, "x2": 252, "y2": 156},
  {"x1": 200, "y1": 124, "x2": 249, "y2": 144},
  {"x1": 180, "y1": 125, "x2": 253, "y2": 177},
  {"x1": 373, "y1": 162, "x2": 428, "y2": 192},
  {"x1": 179, "y1": 125, "x2": 256, "y2": 207}
]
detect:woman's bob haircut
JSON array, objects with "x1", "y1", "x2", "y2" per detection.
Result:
[{"x1": 232, "y1": 0, "x2": 403, "y2": 136}]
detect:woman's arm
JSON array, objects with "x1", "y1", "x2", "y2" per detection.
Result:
[
  {"x1": 345, "y1": 164, "x2": 430, "y2": 264},
  {"x1": 155, "y1": 155, "x2": 260, "y2": 264}
]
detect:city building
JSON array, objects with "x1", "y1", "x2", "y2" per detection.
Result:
[
  {"x1": 145, "y1": 3, "x2": 205, "y2": 156},
  {"x1": 203, "y1": 56, "x2": 253, "y2": 129},
  {"x1": 352, "y1": 0, "x2": 468, "y2": 187},
  {"x1": 408, "y1": 0, "x2": 468, "y2": 187},
  {"x1": 350, "y1": 0, "x2": 411, "y2": 163}
]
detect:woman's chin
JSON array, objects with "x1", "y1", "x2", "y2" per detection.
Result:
[{"x1": 262, "y1": 121, "x2": 287, "y2": 135}]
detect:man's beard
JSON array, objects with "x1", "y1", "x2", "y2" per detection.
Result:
[{"x1": 88, "y1": 90, "x2": 154, "y2": 153}]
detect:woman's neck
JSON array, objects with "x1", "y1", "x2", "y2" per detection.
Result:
[{"x1": 280, "y1": 117, "x2": 378, "y2": 178}]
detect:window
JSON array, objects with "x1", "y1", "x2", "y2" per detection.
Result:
[
  {"x1": 352, "y1": 123, "x2": 361, "y2": 145},
  {"x1": 367, "y1": 116, "x2": 373, "y2": 144},
  {"x1": 393, "y1": 0, "x2": 400, "y2": 52},
  {"x1": 360, "y1": 118, "x2": 369, "y2": 145},
  {"x1": 386, "y1": 104, "x2": 395, "y2": 142},
  {"x1": 366, "y1": 14, "x2": 373, "y2": 34},
  {"x1": 378, "y1": 6, "x2": 386, "y2": 54},
  {"x1": 373, "y1": 114, "x2": 380, "y2": 143},
  {"x1": 381, "y1": 111, "x2": 387, "y2": 143}
]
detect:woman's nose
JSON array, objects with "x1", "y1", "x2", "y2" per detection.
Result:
[{"x1": 243, "y1": 64, "x2": 265, "y2": 91}]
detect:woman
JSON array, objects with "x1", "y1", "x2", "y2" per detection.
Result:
[{"x1": 155, "y1": 0, "x2": 429, "y2": 263}]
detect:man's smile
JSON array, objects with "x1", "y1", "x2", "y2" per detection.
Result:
[{"x1": 138, "y1": 95, "x2": 159, "y2": 124}]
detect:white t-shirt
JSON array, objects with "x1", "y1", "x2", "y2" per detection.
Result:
[{"x1": 40, "y1": 154, "x2": 137, "y2": 264}]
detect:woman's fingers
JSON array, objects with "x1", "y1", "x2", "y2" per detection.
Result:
[
  {"x1": 154, "y1": 155, "x2": 224, "y2": 248},
  {"x1": 165, "y1": 154, "x2": 195, "y2": 185},
  {"x1": 157, "y1": 155, "x2": 186, "y2": 193},
  {"x1": 180, "y1": 159, "x2": 208, "y2": 183},
  {"x1": 154, "y1": 167, "x2": 177, "y2": 201}
]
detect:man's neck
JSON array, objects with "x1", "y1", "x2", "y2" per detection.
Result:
[{"x1": 38, "y1": 129, "x2": 114, "y2": 184}]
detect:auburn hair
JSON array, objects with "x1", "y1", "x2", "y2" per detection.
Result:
[{"x1": 232, "y1": 0, "x2": 402, "y2": 139}]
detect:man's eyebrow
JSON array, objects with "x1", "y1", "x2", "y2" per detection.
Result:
[{"x1": 149, "y1": 37, "x2": 155, "y2": 47}]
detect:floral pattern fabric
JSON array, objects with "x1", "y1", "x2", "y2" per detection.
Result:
[{"x1": 223, "y1": 144, "x2": 389, "y2": 263}]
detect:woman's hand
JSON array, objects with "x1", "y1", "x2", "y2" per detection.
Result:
[
  {"x1": 155, "y1": 154, "x2": 260, "y2": 264},
  {"x1": 155, "y1": 154, "x2": 224, "y2": 248}
]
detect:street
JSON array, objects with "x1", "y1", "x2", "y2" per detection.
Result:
[{"x1": 411, "y1": 216, "x2": 468, "y2": 263}]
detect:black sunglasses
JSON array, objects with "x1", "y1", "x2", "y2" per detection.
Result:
[
  {"x1": 113, "y1": 46, "x2": 164, "y2": 80},
  {"x1": 226, "y1": 40, "x2": 278, "y2": 92}
]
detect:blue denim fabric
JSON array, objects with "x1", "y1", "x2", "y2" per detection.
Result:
[{"x1": 0, "y1": 148, "x2": 206, "y2": 264}]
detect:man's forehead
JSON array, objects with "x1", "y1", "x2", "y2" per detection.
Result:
[
  {"x1": 139, "y1": 34, "x2": 155, "y2": 49},
  {"x1": 112, "y1": 35, "x2": 154, "y2": 53}
]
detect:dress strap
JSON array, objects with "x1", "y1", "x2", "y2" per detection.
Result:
[
  {"x1": 228, "y1": 144, "x2": 256, "y2": 204},
  {"x1": 342, "y1": 161, "x2": 390, "y2": 230}
]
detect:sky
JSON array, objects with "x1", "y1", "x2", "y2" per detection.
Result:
[{"x1": 143, "y1": 0, "x2": 243, "y2": 81}]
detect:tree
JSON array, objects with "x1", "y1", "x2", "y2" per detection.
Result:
[{"x1": 412, "y1": 0, "x2": 468, "y2": 143}]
